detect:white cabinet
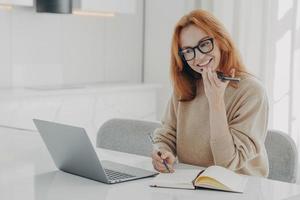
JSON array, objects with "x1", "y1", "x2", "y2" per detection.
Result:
[
  {"x1": 0, "y1": 84, "x2": 159, "y2": 143},
  {"x1": 73, "y1": 0, "x2": 136, "y2": 14},
  {"x1": 0, "y1": 0, "x2": 33, "y2": 6}
]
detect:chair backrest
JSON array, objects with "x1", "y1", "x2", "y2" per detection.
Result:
[
  {"x1": 96, "y1": 118, "x2": 161, "y2": 157},
  {"x1": 265, "y1": 130, "x2": 298, "y2": 183}
]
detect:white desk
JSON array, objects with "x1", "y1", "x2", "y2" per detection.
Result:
[{"x1": 1, "y1": 127, "x2": 300, "y2": 200}]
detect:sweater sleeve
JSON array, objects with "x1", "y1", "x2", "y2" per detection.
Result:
[
  {"x1": 152, "y1": 94, "x2": 178, "y2": 156},
  {"x1": 210, "y1": 80, "x2": 269, "y2": 176}
]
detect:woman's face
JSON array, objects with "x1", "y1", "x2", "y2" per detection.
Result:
[{"x1": 179, "y1": 25, "x2": 221, "y2": 74}]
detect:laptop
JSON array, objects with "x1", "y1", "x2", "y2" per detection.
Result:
[{"x1": 33, "y1": 119, "x2": 158, "y2": 184}]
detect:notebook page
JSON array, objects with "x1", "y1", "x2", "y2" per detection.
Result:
[
  {"x1": 150, "y1": 169, "x2": 201, "y2": 189},
  {"x1": 198, "y1": 165, "x2": 248, "y2": 192}
]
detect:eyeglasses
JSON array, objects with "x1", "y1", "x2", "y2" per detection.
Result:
[{"x1": 179, "y1": 38, "x2": 214, "y2": 61}]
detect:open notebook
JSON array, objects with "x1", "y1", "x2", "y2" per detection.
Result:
[{"x1": 150, "y1": 165, "x2": 248, "y2": 193}]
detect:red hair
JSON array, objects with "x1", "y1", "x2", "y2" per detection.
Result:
[{"x1": 170, "y1": 9, "x2": 247, "y2": 101}]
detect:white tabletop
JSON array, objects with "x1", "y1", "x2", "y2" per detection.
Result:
[{"x1": 0, "y1": 127, "x2": 300, "y2": 200}]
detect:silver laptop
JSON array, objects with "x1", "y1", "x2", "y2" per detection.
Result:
[{"x1": 33, "y1": 119, "x2": 158, "y2": 184}]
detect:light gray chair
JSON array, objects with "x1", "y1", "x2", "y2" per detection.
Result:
[
  {"x1": 96, "y1": 118, "x2": 161, "y2": 157},
  {"x1": 265, "y1": 129, "x2": 298, "y2": 183},
  {"x1": 96, "y1": 119, "x2": 298, "y2": 183}
]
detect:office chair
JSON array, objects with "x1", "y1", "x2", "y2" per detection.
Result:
[
  {"x1": 96, "y1": 118, "x2": 161, "y2": 157},
  {"x1": 265, "y1": 130, "x2": 298, "y2": 183},
  {"x1": 96, "y1": 119, "x2": 298, "y2": 183}
]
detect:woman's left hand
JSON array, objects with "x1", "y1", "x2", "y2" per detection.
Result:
[{"x1": 201, "y1": 68, "x2": 235, "y2": 105}]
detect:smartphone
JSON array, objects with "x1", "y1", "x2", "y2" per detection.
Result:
[{"x1": 216, "y1": 71, "x2": 240, "y2": 82}]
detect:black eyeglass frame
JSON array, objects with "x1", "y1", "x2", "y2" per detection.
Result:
[{"x1": 178, "y1": 38, "x2": 214, "y2": 61}]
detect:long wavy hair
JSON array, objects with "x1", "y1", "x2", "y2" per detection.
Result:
[{"x1": 170, "y1": 9, "x2": 247, "y2": 101}]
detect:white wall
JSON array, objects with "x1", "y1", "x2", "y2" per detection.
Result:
[
  {"x1": 144, "y1": 0, "x2": 198, "y2": 119},
  {"x1": 0, "y1": 1, "x2": 143, "y2": 88},
  {"x1": 207, "y1": 0, "x2": 268, "y2": 82},
  {"x1": 0, "y1": 9, "x2": 11, "y2": 87}
]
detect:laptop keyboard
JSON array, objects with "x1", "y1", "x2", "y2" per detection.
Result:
[{"x1": 104, "y1": 168, "x2": 135, "y2": 180}]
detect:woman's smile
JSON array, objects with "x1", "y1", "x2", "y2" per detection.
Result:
[
  {"x1": 194, "y1": 57, "x2": 214, "y2": 73},
  {"x1": 198, "y1": 57, "x2": 213, "y2": 67}
]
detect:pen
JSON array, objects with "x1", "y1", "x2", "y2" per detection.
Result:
[{"x1": 148, "y1": 133, "x2": 171, "y2": 173}]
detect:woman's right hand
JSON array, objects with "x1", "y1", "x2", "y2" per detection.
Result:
[{"x1": 151, "y1": 149, "x2": 176, "y2": 173}]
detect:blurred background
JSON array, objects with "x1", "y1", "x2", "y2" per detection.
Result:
[{"x1": 0, "y1": 0, "x2": 299, "y2": 180}]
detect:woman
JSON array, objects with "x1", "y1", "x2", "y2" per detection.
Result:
[{"x1": 151, "y1": 9, "x2": 269, "y2": 177}]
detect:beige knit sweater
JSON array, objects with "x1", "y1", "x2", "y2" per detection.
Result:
[{"x1": 153, "y1": 75, "x2": 269, "y2": 177}]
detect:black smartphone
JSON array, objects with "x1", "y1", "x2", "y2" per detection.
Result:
[{"x1": 216, "y1": 71, "x2": 240, "y2": 82}]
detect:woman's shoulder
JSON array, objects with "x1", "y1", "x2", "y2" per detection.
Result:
[
  {"x1": 230, "y1": 73, "x2": 267, "y2": 99},
  {"x1": 239, "y1": 74, "x2": 266, "y2": 93},
  {"x1": 168, "y1": 91, "x2": 180, "y2": 108}
]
